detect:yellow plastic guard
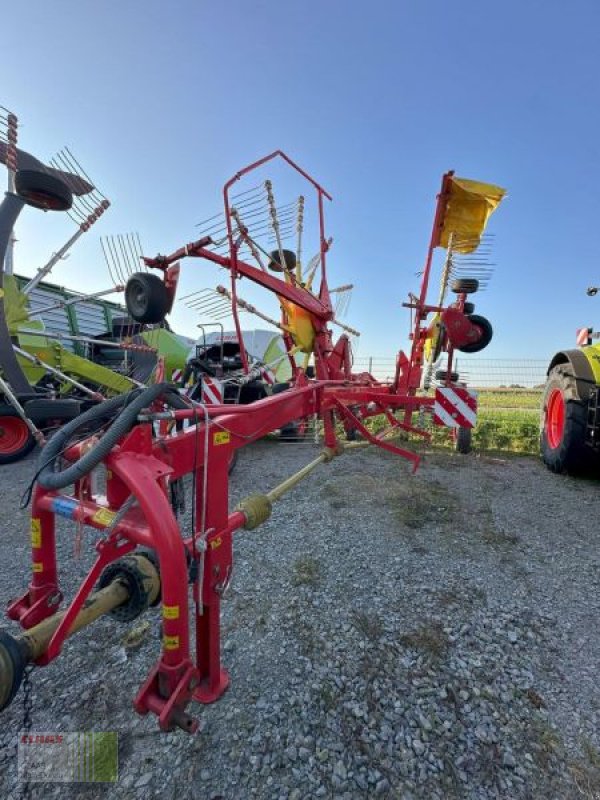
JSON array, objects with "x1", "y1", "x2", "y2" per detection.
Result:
[
  {"x1": 279, "y1": 298, "x2": 316, "y2": 353},
  {"x1": 438, "y1": 177, "x2": 506, "y2": 253}
]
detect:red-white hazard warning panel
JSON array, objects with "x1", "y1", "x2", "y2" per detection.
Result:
[
  {"x1": 201, "y1": 377, "x2": 223, "y2": 405},
  {"x1": 433, "y1": 387, "x2": 478, "y2": 429}
]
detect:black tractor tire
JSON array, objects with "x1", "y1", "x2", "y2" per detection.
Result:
[
  {"x1": 435, "y1": 370, "x2": 459, "y2": 383},
  {"x1": 15, "y1": 169, "x2": 73, "y2": 212},
  {"x1": 280, "y1": 422, "x2": 302, "y2": 441},
  {"x1": 268, "y1": 249, "x2": 297, "y2": 273},
  {"x1": 540, "y1": 364, "x2": 599, "y2": 475},
  {"x1": 271, "y1": 382, "x2": 290, "y2": 395},
  {"x1": 0, "y1": 408, "x2": 36, "y2": 464},
  {"x1": 455, "y1": 426, "x2": 472, "y2": 454},
  {"x1": 457, "y1": 314, "x2": 493, "y2": 354},
  {"x1": 125, "y1": 273, "x2": 170, "y2": 325},
  {"x1": 451, "y1": 278, "x2": 479, "y2": 295},
  {"x1": 24, "y1": 398, "x2": 81, "y2": 424},
  {"x1": 239, "y1": 380, "x2": 268, "y2": 405}
]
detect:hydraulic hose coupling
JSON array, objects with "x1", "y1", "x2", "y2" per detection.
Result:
[{"x1": 236, "y1": 494, "x2": 272, "y2": 530}]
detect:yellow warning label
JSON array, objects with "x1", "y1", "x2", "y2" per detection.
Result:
[
  {"x1": 163, "y1": 605, "x2": 180, "y2": 620},
  {"x1": 163, "y1": 635, "x2": 180, "y2": 650},
  {"x1": 209, "y1": 536, "x2": 222, "y2": 550},
  {"x1": 92, "y1": 507, "x2": 117, "y2": 527},
  {"x1": 31, "y1": 519, "x2": 41, "y2": 549},
  {"x1": 213, "y1": 431, "x2": 231, "y2": 446},
  {"x1": 33, "y1": 562, "x2": 43, "y2": 573},
  {"x1": 106, "y1": 469, "x2": 113, "y2": 480}
]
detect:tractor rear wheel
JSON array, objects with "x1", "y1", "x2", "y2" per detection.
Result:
[
  {"x1": 540, "y1": 364, "x2": 598, "y2": 475},
  {"x1": 0, "y1": 410, "x2": 35, "y2": 464}
]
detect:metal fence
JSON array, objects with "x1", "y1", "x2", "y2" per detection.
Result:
[{"x1": 353, "y1": 356, "x2": 548, "y2": 391}]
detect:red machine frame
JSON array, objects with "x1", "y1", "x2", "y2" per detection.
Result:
[{"x1": 5, "y1": 154, "x2": 485, "y2": 732}]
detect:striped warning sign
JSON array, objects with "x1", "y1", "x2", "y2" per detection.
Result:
[
  {"x1": 433, "y1": 387, "x2": 477, "y2": 429},
  {"x1": 576, "y1": 327, "x2": 592, "y2": 347},
  {"x1": 172, "y1": 368, "x2": 183, "y2": 383},
  {"x1": 201, "y1": 376, "x2": 223, "y2": 405}
]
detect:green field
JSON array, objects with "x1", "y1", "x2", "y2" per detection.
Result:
[{"x1": 469, "y1": 389, "x2": 541, "y2": 454}]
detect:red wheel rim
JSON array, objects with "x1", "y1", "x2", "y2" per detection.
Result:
[
  {"x1": 0, "y1": 416, "x2": 29, "y2": 454},
  {"x1": 546, "y1": 388, "x2": 565, "y2": 449}
]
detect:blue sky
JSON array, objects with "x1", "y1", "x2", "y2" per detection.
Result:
[{"x1": 3, "y1": 0, "x2": 600, "y2": 362}]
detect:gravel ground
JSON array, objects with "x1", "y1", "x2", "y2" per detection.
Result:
[{"x1": 1, "y1": 440, "x2": 600, "y2": 799}]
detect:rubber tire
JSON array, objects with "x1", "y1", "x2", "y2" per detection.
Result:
[
  {"x1": 451, "y1": 278, "x2": 479, "y2": 294},
  {"x1": 239, "y1": 380, "x2": 268, "y2": 404},
  {"x1": 271, "y1": 382, "x2": 290, "y2": 395},
  {"x1": 125, "y1": 273, "x2": 170, "y2": 324},
  {"x1": 268, "y1": 249, "x2": 297, "y2": 272},
  {"x1": 280, "y1": 422, "x2": 301, "y2": 441},
  {"x1": 0, "y1": 409, "x2": 36, "y2": 464},
  {"x1": 456, "y1": 426, "x2": 472, "y2": 454},
  {"x1": 435, "y1": 370, "x2": 459, "y2": 383},
  {"x1": 457, "y1": 314, "x2": 493, "y2": 353},
  {"x1": 15, "y1": 169, "x2": 73, "y2": 212},
  {"x1": 540, "y1": 364, "x2": 598, "y2": 475},
  {"x1": 24, "y1": 398, "x2": 81, "y2": 423}
]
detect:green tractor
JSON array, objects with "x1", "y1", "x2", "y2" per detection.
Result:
[{"x1": 540, "y1": 305, "x2": 600, "y2": 475}]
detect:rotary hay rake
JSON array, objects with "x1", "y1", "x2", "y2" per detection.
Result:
[{"x1": 0, "y1": 152, "x2": 504, "y2": 732}]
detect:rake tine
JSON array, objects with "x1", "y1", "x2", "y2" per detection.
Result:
[
  {"x1": 106, "y1": 236, "x2": 127, "y2": 285},
  {"x1": 116, "y1": 234, "x2": 133, "y2": 278},
  {"x1": 51, "y1": 152, "x2": 96, "y2": 213},
  {"x1": 231, "y1": 182, "x2": 263, "y2": 200},
  {"x1": 125, "y1": 233, "x2": 141, "y2": 274},
  {"x1": 64, "y1": 145, "x2": 108, "y2": 200},
  {"x1": 265, "y1": 179, "x2": 289, "y2": 274},
  {"x1": 100, "y1": 238, "x2": 117, "y2": 287}
]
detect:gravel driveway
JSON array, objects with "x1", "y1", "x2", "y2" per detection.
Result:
[{"x1": 0, "y1": 440, "x2": 599, "y2": 799}]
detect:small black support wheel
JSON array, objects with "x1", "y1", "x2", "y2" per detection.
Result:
[
  {"x1": 540, "y1": 364, "x2": 599, "y2": 475},
  {"x1": 125, "y1": 272, "x2": 170, "y2": 324},
  {"x1": 456, "y1": 426, "x2": 472, "y2": 454},
  {"x1": 268, "y1": 249, "x2": 297, "y2": 273},
  {"x1": 451, "y1": 278, "x2": 479, "y2": 294},
  {"x1": 435, "y1": 370, "x2": 460, "y2": 383},
  {"x1": 0, "y1": 408, "x2": 36, "y2": 464},
  {"x1": 15, "y1": 169, "x2": 73, "y2": 212},
  {"x1": 457, "y1": 314, "x2": 493, "y2": 354},
  {"x1": 463, "y1": 302, "x2": 475, "y2": 314}
]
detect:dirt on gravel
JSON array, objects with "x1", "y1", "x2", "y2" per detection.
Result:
[{"x1": 1, "y1": 441, "x2": 600, "y2": 799}]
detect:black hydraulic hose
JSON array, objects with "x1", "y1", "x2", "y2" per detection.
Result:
[{"x1": 37, "y1": 383, "x2": 188, "y2": 490}]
